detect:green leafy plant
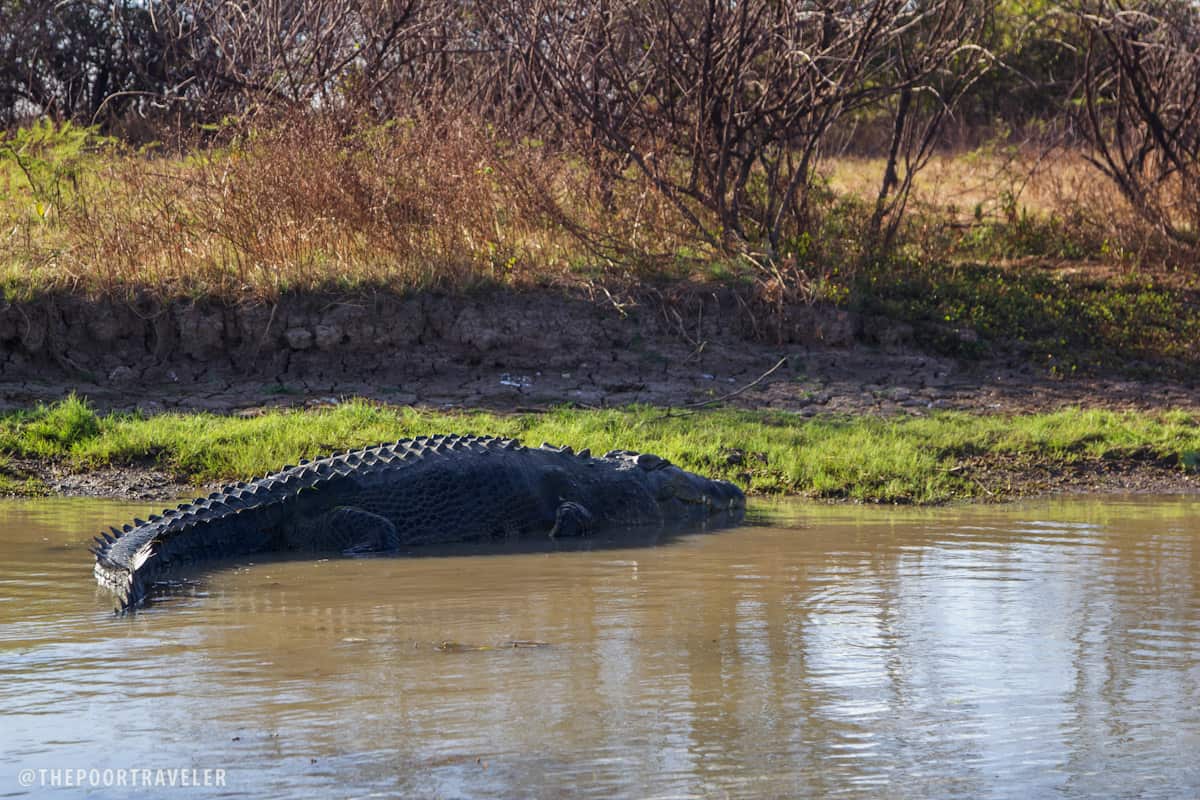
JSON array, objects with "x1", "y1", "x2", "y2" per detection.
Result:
[{"x1": 0, "y1": 120, "x2": 113, "y2": 217}]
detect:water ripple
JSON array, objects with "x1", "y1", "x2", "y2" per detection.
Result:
[{"x1": 1, "y1": 496, "x2": 1199, "y2": 798}]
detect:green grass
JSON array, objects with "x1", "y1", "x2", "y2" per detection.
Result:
[{"x1": 1, "y1": 396, "x2": 1197, "y2": 503}]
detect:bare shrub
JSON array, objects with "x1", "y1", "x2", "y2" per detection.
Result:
[
  {"x1": 488, "y1": 0, "x2": 995, "y2": 263},
  {"x1": 1075, "y1": 0, "x2": 1200, "y2": 249},
  {"x1": 867, "y1": 1, "x2": 994, "y2": 250}
]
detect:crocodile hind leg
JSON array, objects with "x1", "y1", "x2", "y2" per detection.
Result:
[
  {"x1": 290, "y1": 507, "x2": 401, "y2": 555},
  {"x1": 549, "y1": 501, "x2": 595, "y2": 538}
]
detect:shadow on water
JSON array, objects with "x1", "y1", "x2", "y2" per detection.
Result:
[{"x1": 128, "y1": 509, "x2": 752, "y2": 612}]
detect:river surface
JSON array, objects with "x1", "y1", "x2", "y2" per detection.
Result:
[{"x1": 1, "y1": 496, "x2": 1199, "y2": 799}]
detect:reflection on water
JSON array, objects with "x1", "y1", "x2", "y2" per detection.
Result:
[{"x1": 1, "y1": 496, "x2": 1199, "y2": 798}]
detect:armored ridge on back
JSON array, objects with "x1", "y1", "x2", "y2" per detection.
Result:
[{"x1": 91, "y1": 434, "x2": 746, "y2": 611}]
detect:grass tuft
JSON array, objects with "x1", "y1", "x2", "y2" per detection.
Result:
[{"x1": 0, "y1": 393, "x2": 101, "y2": 458}]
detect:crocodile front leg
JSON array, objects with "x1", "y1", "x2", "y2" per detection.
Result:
[
  {"x1": 288, "y1": 506, "x2": 401, "y2": 555},
  {"x1": 548, "y1": 501, "x2": 595, "y2": 538}
]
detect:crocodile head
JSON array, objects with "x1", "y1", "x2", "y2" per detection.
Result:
[
  {"x1": 646, "y1": 462, "x2": 746, "y2": 517},
  {"x1": 607, "y1": 450, "x2": 745, "y2": 519}
]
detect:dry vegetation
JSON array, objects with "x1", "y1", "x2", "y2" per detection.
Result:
[
  {"x1": 1, "y1": 115, "x2": 1190, "y2": 302},
  {"x1": 2, "y1": 113, "x2": 726, "y2": 299},
  {"x1": 1, "y1": 0, "x2": 1198, "y2": 375}
]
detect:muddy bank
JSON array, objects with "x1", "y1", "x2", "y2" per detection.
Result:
[{"x1": 1, "y1": 287, "x2": 1195, "y2": 417}]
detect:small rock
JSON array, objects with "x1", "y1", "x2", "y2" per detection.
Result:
[
  {"x1": 570, "y1": 390, "x2": 604, "y2": 406},
  {"x1": 284, "y1": 328, "x2": 314, "y2": 350},
  {"x1": 173, "y1": 305, "x2": 224, "y2": 358},
  {"x1": 107, "y1": 365, "x2": 135, "y2": 383},
  {"x1": 499, "y1": 373, "x2": 532, "y2": 388},
  {"x1": 313, "y1": 324, "x2": 343, "y2": 350}
]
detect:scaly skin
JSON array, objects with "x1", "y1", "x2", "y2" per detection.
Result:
[{"x1": 91, "y1": 434, "x2": 746, "y2": 610}]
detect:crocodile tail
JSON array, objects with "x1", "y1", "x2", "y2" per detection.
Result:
[{"x1": 93, "y1": 532, "x2": 151, "y2": 612}]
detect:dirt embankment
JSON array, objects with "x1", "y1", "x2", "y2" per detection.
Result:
[
  {"x1": 2, "y1": 287, "x2": 1197, "y2": 502},
  {"x1": 0, "y1": 287, "x2": 1195, "y2": 417}
]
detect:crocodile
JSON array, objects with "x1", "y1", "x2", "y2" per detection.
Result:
[{"x1": 91, "y1": 434, "x2": 745, "y2": 610}]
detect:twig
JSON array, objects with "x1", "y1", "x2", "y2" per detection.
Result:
[
  {"x1": 680, "y1": 356, "x2": 789, "y2": 409},
  {"x1": 254, "y1": 302, "x2": 278, "y2": 360}
]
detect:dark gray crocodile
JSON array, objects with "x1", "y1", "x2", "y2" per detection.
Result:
[{"x1": 91, "y1": 434, "x2": 745, "y2": 610}]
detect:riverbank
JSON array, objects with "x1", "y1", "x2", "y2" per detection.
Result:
[
  {"x1": 1, "y1": 396, "x2": 1196, "y2": 504},
  {"x1": 3, "y1": 282, "x2": 1197, "y2": 416},
  {"x1": 4, "y1": 124, "x2": 1198, "y2": 507}
]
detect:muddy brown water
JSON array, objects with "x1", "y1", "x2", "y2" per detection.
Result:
[{"x1": 2, "y1": 497, "x2": 1199, "y2": 799}]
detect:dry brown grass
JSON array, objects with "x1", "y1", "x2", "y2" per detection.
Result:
[
  {"x1": 828, "y1": 149, "x2": 1101, "y2": 220},
  {"x1": 827, "y1": 146, "x2": 1189, "y2": 270},
  {"x1": 2, "y1": 114, "x2": 1193, "y2": 303},
  {"x1": 73, "y1": 116, "x2": 576, "y2": 297},
  {"x1": 1, "y1": 113, "x2": 725, "y2": 300}
]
